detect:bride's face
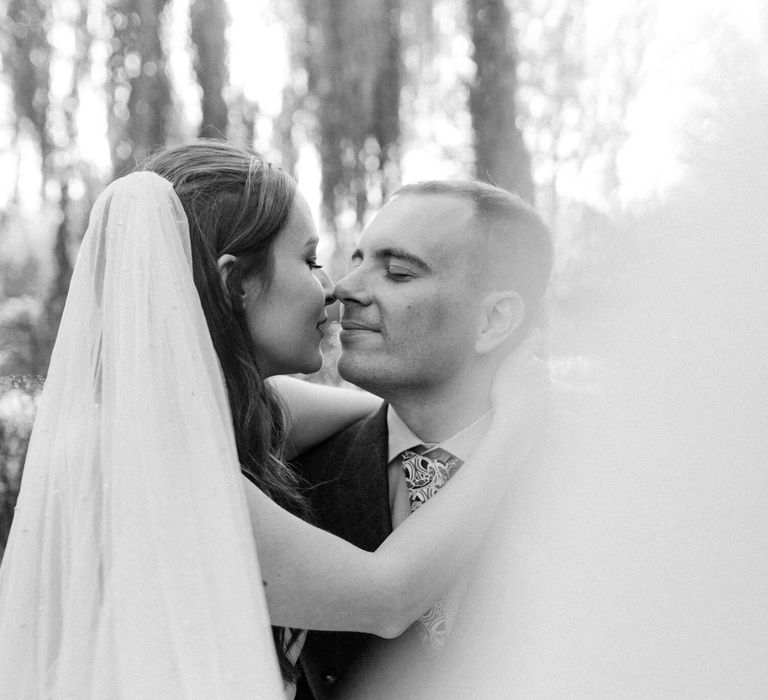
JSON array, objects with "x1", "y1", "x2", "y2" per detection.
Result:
[{"x1": 242, "y1": 192, "x2": 334, "y2": 376}]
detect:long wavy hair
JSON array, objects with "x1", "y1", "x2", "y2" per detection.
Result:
[{"x1": 141, "y1": 139, "x2": 308, "y2": 682}]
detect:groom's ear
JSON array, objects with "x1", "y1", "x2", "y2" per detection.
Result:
[
  {"x1": 216, "y1": 254, "x2": 238, "y2": 294},
  {"x1": 475, "y1": 290, "x2": 525, "y2": 355}
]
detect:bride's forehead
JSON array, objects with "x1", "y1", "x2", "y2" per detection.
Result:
[{"x1": 274, "y1": 194, "x2": 318, "y2": 248}]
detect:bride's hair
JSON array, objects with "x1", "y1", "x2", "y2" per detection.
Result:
[{"x1": 141, "y1": 140, "x2": 307, "y2": 680}]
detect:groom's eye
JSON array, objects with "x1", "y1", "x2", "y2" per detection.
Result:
[{"x1": 386, "y1": 264, "x2": 414, "y2": 281}]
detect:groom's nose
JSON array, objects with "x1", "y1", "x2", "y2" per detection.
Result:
[{"x1": 334, "y1": 267, "x2": 369, "y2": 306}]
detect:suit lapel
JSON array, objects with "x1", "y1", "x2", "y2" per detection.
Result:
[{"x1": 332, "y1": 402, "x2": 392, "y2": 550}]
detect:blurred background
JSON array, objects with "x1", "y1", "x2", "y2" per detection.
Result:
[{"x1": 1, "y1": 0, "x2": 767, "y2": 593}]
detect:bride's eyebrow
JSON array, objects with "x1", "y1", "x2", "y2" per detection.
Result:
[{"x1": 303, "y1": 236, "x2": 319, "y2": 248}]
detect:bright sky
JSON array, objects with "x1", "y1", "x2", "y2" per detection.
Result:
[{"x1": 614, "y1": 0, "x2": 766, "y2": 204}]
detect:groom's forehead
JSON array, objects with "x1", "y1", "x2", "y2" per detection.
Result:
[{"x1": 360, "y1": 194, "x2": 478, "y2": 262}]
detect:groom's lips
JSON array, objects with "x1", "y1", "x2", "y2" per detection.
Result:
[{"x1": 340, "y1": 320, "x2": 380, "y2": 333}]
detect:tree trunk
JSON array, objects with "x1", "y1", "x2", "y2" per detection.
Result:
[
  {"x1": 300, "y1": 0, "x2": 402, "y2": 277},
  {"x1": 5, "y1": 0, "x2": 52, "y2": 194},
  {"x1": 372, "y1": 0, "x2": 402, "y2": 201},
  {"x1": 44, "y1": 1, "x2": 92, "y2": 351},
  {"x1": 302, "y1": 0, "x2": 401, "y2": 225},
  {"x1": 190, "y1": 0, "x2": 229, "y2": 138},
  {"x1": 108, "y1": 0, "x2": 172, "y2": 177},
  {"x1": 468, "y1": 0, "x2": 534, "y2": 203},
  {"x1": 306, "y1": 0, "x2": 346, "y2": 234}
]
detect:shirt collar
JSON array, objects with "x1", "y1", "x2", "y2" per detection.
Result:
[{"x1": 386, "y1": 405, "x2": 493, "y2": 464}]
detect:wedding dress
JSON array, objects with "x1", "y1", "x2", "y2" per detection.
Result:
[{"x1": 0, "y1": 172, "x2": 284, "y2": 698}]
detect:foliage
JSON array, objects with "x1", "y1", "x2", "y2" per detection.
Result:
[
  {"x1": 107, "y1": 0, "x2": 173, "y2": 177},
  {"x1": 283, "y1": 0, "x2": 402, "y2": 279},
  {"x1": 0, "y1": 375, "x2": 43, "y2": 561},
  {"x1": 515, "y1": 0, "x2": 656, "y2": 228},
  {"x1": 3, "y1": 0, "x2": 52, "y2": 189},
  {"x1": 0, "y1": 296, "x2": 47, "y2": 377}
]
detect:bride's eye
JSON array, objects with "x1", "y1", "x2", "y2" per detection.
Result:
[{"x1": 307, "y1": 257, "x2": 323, "y2": 270}]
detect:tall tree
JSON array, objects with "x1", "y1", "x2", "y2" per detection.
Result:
[
  {"x1": 271, "y1": 3, "x2": 309, "y2": 177},
  {"x1": 372, "y1": 0, "x2": 402, "y2": 198},
  {"x1": 190, "y1": 0, "x2": 229, "y2": 138},
  {"x1": 515, "y1": 0, "x2": 585, "y2": 229},
  {"x1": 107, "y1": 0, "x2": 172, "y2": 177},
  {"x1": 45, "y1": 0, "x2": 95, "y2": 342},
  {"x1": 300, "y1": 0, "x2": 401, "y2": 263},
  {"x1": 3, "y1": 0, "x2": 52, "y2": 194},
  {"x1": 468, "y1": 0, "x2": 534, "y2": 203}
]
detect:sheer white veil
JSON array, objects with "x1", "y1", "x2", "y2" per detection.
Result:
[{"x1": 0, "y1": 172, "x2": 284, "y2": 698}]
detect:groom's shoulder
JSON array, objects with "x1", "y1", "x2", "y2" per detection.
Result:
[{"x1": 294, "y1": 401, "x2": 388, "y2": 476}]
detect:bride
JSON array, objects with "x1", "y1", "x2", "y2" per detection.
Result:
[{"x1": 0, "y1": 140, "x2": 546, "y2": 698}]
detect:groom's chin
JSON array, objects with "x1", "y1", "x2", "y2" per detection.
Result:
[
  {"x1": 336, "y1": 351, "x2": 359, "y2": 383},
  {"x1": 336, "y1": 351, "x2": 374, "y2": 390}
]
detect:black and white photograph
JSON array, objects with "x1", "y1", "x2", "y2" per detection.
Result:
[{"x1": 0, "y1": 0, "x2": 766, "y2": 697}]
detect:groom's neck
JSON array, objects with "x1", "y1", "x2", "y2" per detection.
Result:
[{"x1": 387, "y1": 376, "x2": 492, "y2": 444}]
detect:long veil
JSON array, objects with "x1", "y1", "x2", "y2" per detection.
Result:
[{"x1": 0, "y1": 172, "x2": 284, "y2": 698}]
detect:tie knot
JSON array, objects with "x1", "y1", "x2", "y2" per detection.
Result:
[
  {"x1": 403, "y1": 444, "x2": 462, "y2": 468},
  {"x1": 419, "y1": 445, "x2": 461, "y2": 466},
  {"x1": 407, "y1": 443, "x2": 434, "y2": 457},
  {"x1": 398, "y1": 445, "x2": 463, "y2": 501}
]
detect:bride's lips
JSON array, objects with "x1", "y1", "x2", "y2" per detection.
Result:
[{"x1": 315, "y1": 315, "x2": 328, "y2": 336}]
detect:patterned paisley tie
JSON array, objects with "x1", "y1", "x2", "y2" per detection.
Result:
[{"x1": 398, "y1": 444, "x2": 464, "y2": 655}]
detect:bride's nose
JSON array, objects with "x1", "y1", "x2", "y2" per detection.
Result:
[{"x1": 315, "y1": 269, "x2": 335, "y2": 306}]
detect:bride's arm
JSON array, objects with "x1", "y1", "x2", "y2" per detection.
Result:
[
  {"x1": 267, "y1": 376, "x2": 380, "y2": 459},
  {"x1": 249, "y1": 341, "x2": 548, "y2": 637}
]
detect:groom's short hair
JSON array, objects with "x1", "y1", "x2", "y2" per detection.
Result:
[{"x1": 391, "y1": 179, "x2": 553, "y2": 336}]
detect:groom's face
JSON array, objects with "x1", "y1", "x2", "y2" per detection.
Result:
[{"x1": 334, "y1": 193, "x2": 484, "y2": 396}]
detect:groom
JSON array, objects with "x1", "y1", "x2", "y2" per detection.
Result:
[{"x1": 294, "y1": 179, "x2": 553, "y2": 699}]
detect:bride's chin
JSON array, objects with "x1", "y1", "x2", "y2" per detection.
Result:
[
  {"x1": 310, "y1": 351, "x2": 324, "y2": 373},
  {"x1": 298, "y1": 350, "x2": 324, "y2": 376}
]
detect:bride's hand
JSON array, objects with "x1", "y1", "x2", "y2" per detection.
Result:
[{"x1": 488, "y1": 328, "x2": 549, "y2": 453}]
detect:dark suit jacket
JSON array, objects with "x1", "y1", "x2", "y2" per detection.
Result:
[{"x1": 292, "y1": 403, "x2": 399, "y2": 699}]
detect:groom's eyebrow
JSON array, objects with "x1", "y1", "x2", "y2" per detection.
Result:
[
  {"x1": 380, "y1": 247, "x2": 431, "y2": 271},
  {"x1": 351, "y1": 247, "x2": 431, "y2": 272}
]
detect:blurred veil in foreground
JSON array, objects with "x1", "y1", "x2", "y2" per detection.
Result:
[{"x1": 345, "y1": 35, "x2": 768, "y2": 700}]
